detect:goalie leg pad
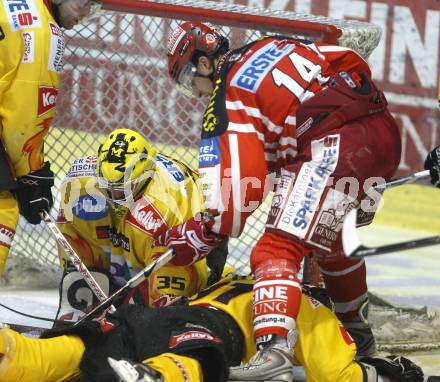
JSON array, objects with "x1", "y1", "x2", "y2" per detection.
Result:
[{"x1": 54, "y1": 263, "x2": 111, "y2": 325}]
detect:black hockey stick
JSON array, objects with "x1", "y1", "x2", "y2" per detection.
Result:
[
  {"x1": 342, "y1": 209, "x2": 440, "y2": 258},
  {"x1": 73, "y1": 248, "x2": 176, "y2": 326},
  {"x1": 374, "y1": 170, "x2": 430, "y2": 191},
  {"x1": 40, "y1": 211, "x2": 116, "y2": 313}
]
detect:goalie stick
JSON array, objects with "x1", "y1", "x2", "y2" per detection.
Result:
[
  {"x1": 74, "y1": 248, "x2": 176, "y2": 326},
  {"x1": 342, "y1": 209, "x2": 440, "y2": 258},
  {"x1": 40, "y1": 211, "x2": 116, "y2": 313}
]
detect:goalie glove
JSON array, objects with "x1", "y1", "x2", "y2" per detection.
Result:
[
  {"x1": 154, "y1": 216, "x2": 226, "y2": 266},
  {"x1": 360, "y1": 355, "x2": 424, "y2": 382},
  {"x1": 15, "y1": 162, "x2": 54, "y2": 224},
  {"x1": 424, "y1": 146, "x2": 440, "y2": 188},
  {"x1": 108, "y1": 357, "x2": 164, "y2": 382}
]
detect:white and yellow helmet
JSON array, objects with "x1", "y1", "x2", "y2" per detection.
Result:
[{"x1": 96, "y1": 128, "x2": 157, "y2": 207}]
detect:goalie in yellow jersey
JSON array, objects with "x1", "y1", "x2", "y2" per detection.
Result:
[
  {"x1": 0, "y1": 274, "x2": 428, "y2": 382},
  {"x1": 54, "y1": 128, "x2": 224, "y2": 322}
]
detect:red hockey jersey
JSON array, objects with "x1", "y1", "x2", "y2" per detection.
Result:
[{"x1": 198, "y1": 37, "x2": 371, "y2": 237}]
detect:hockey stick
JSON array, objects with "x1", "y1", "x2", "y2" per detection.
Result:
[
  {"x1": 73, "y1": 248, "x2": 176, "y2": 326},
  {"x1": 373, "y1": 170, "x2": 430, "y2": 191},
  {"x1": 342, "y1": 209, "x2": 440, "y2": 258},
  {"x1": 40, "y1": 211, "x2": 116, "y2": 313}
]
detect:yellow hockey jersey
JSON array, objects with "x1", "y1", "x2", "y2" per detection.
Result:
[
  {"x1": 57, "y1": 153, "x2": 208, "y2": 305},
  {"x1": 190, "y1": 274, "x2": 362, "y2": 382},
  {"x1": 0, "y1": 0, "x2": 63, "y2": 176}
]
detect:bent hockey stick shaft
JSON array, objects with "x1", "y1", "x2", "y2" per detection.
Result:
[
  {"x1": 40, "y1": 211, "x2": 116, "y2": 313},
  {"x1": 374, "y1": 170, "x2": 430, "y2": 191},
  {"x1": 342, "y1": 209, "x2": 440, "y2": 258},
  {"x1": 74, "y1": 248, "x2": 176, "y2": 326}
]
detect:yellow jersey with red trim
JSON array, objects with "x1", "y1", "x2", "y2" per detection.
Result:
[
  {"x1": 0, "y1": 0, "x2": 63, "y2": 176},
  {"x1": 57, "y1": 153, "x2": 208, "y2": 305},
  {"x1": 189, "y1": 274, "x2": 363, "y2": 382}
]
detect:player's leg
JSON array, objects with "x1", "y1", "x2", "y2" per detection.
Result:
[
  {"x1": 48, "y1": 303, "x2": 244, "y2": 381},
  {"x1": 0, "y1": 328, "x2": 83, "y2": 381},
  {"x1": 0, "y1": 139, "x2": 19, "y2": 275},
  {"x1": 0, "y1": 191, "x2": 19, "y2": 275}
]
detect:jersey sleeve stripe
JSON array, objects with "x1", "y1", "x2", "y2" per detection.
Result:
[{"x1": 226, "y1": 100, "x2": 284, "y2": 134}]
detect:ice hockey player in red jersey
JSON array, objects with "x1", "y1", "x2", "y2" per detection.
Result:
[{"x1": 164, "y1": 21, "x2": 402, "y2": 377}]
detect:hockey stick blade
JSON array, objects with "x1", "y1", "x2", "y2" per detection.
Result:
[{"x1": 342, "y1": 209, "x2": 440, "y2": 258}]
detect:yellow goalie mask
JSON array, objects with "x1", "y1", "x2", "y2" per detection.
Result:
[{"x1": 96, "y1": 128, "x2": 157, "y2": 208}]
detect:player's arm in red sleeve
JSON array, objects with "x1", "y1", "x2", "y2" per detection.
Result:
[{"x1": 199, "y1": 129, "x2": 269, "y2": 238}]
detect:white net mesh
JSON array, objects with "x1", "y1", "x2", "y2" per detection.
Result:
[{"x1": 7, "y1": 3, "x2": 381, "y2": 280}]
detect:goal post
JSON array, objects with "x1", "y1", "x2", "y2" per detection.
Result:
[{"x1": 8, "y1": 0, "x2": 382, "y2": 280}]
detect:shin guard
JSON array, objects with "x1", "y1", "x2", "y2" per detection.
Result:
[{"x1": 253, "y1": 259, "x2": 302, "y2": 342}]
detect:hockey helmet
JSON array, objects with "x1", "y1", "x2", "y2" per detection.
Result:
[
  {"x1": 96, "y1": 128, "x2": 157, "y2": 207},
  {"x1": 167, "y1": 21, "x2": 229, "y2": 95}
]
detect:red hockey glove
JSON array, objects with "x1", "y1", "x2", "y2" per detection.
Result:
[{"x1": 155, "y1": 216, "x2": 226, "y2": 266}]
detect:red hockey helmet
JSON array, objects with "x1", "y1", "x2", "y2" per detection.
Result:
[{"x1": 167, "y1": 21, "x2": 229, "y2": 95}]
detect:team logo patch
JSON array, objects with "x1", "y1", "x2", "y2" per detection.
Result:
[
  {"x1": 48, "y1": 22, "x2": 65, "y2": 72},
  {"x1": 21, "y1": 31, "x2": 34, "y2": 63},
  {"x1": 2, "y1": 0, "x2": 42, "y2": 31},
  {"x1": 72, "y1": 194, "x2": 109, "y2": 220},
  {"x1": 167, "y1": 25, "x2": 186, "y2": 55},
  {"x1": 66, "y1": 156, "x2": 97, "y2": 178},
  {"x1": 270, "y1": 135, "x2": 340, "y2": 242},
  {"x1": 199, "y1": 137, "x2": 220, "y2": 166},
  {"x1": 230, "y1": 41, "x2": 294, "y2": 93},
  {"x1": 156, "y1": 154, "x2": 185, "y2": 182},
  {"x1": 37, "y1": 86, "x2": 58, "y2": 116},
  {"x1": 126, "y1": 196, "x2": 166, "y2": 235},
  {"x1": 169, "y1": 331, "x2": 221, "y2": 348},
  {"x1": 309, "y1": 190, "x2": 357, "y2": 251},
  {"x1": 0, "y1": 224, "x2": 14, "y2": 248}
]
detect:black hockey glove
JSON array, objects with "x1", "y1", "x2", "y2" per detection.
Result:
[
  {"x1": 424, "y1": 146, "x2": 440, "y2": 187},
  {"x1": 360, "y1": 355, "x2": 424, "y2": 382},
  {"x1": 206, "y1": 237, "x2": 229, "y2": 286},
  {"x1": 15, "y1": 162, "x2": 54, "y2": 224}
]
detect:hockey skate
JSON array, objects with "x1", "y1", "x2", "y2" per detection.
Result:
[
  {"x1": 229, "y1": 344, "x2": 295, "y2": 382},
  {"x1": 343, "y1": 300, "x2": 376, "y2": 357},
  {"x1": 108, "y1": 357, "x2": 164, "y2": 382}
]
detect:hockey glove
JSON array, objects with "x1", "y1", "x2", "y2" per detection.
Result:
[
  {"x1": 206, "y1": 238, "x2": 229, "y2": 286},
  {"x1": 154, "y1": 216, "x2": 226, "y2": 266},
  {"x1": 15, "y1": 162, "x2": 54, "y2": 224},
  {"x1": 360, "y1": 355, "x2": 424, "y2": 382},
  {"x1": 424, "y1": 146, "x2": 440, "y2": 187}
]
